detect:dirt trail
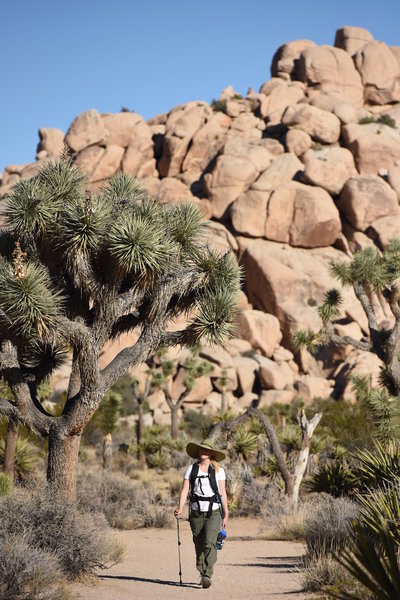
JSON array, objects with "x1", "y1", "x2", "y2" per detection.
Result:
[{"x1": 73, "y1": 517, "x2": 307, "y2": 599}]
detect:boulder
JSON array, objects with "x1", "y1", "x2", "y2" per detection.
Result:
[
  {"x1": 158, "y1": 102, "x2": 210, "y2": 177},
  {"x1": 257, "y1": 356, "x2": 294, "y2": 390},
  {"x1": 251, "y1": 153, "x2": 303, "y2": 192},
  {"x1": 265, "y1": 181, "x2": 341, "y2": 248},
  {"x1": 146, "y1": 177, "x2": 194, "y2": 204},
  {"x1": 121, "y1": 121, "x2": 156, "y2": 178},
  {"x1": 302, "y1": 147, "x2": 357, "y2": 195},
  {"x1": 90, "y1": 145, "x2": 125, "y2": 182},
  {"x1": 75, "y1": 146, "x2": 105, "y2": 177},
  {"x1": 65, "y1": 109, "x2": 107, "y2": 153},
  {"x1": 334, "y1": 26, "x2": 374, "y2": 56},
  {"x1": 296, "y1": 45, "x2": 364, "y2": 107},
  {"x1": 37, "y1": 128, "x2": 65, "y2": 157},
  {"x1": 147, "y1": 389, "x2": 166, "y2": 411},
  {"x1": 236, "y1": 392, "x2": 259, "y2": 410},
  {"x1": 182, "y1": 111, "x2": 231, "y2": 175},
  {"x1": 261, "y1": 82, "x2": 305, "y2": 123},
  {"x1": 235, "y1": 309, "x2": 282, "y2": 357},
  {"x1": 285, "y1": 129, "x2": 312, "y2": 156},
  {"x1": 230, "y1": 189, "x2": 270, "y2": 237},
  {"x1": 257, "y1": 389, "x2": 295, "y2": 408},
  {"x1": 369, "y1": 214, "x2": 400, "y2": 249},
  {"x1": 295, "y1": 375, "x2": 334, "y2": 402},
  {"x1": 342, "y1": 122, "x2": 400, "y2": 175},
  {"x1": 224, "y1": 338, "x2": 253, "y2": 357},
  {"x1": 204, "y1": 153, "x2": 261, "y2": 219},
  {"x1": 203, "y1": 221, "x2": 239, "y2": 253},
  {"x1": 199, "y1": 345, "x2": 233, "y2": 368},
  {"x1": 101, "y1": 112, "x2": 143, "y2": 147},
  {"x1": 282, "y1": 104, "x2": 341, "y2": 144},
  {"x1": 339, "y1": 175, "x2": 399, "y2": 231},
  {"x1": 243, "y1": 240, "x2": 361, "y2": 341},
  {"x1": 354, "y1": 41, "x2": 400, "y2": 104},
  {"x1": 388, "y1": 165, "x2": 400, "y2": 200},
  {"x1": 271, "y1": 40, "x2": 316, "y2": 79}
]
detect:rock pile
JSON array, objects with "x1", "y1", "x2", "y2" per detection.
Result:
[{"x1": 2, "y1": 25, "x2": 397, "y2": 423}]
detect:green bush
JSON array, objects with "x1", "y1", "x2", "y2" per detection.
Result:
[
  {"x1": 182, "y1": 409, "x2": 213, "y2": 438},
  {"x1": 305, "y1": 461, "x2": 357, "y2": 497},
  {"x1": 210, "y1": 98, "x2": 227, "y2": 113},
  {"x1": 0, "y1": 472, "x2": 12, "y2": 496}
]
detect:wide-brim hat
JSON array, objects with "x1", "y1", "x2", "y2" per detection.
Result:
[{"x1": 186, "y1": 439, "x2": 226, "y2": 462}]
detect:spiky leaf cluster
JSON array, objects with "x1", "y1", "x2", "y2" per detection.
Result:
[
  {"x1": 358, "y1": 478, "x2": 400, "y2": 547},
  {"x1": 0, "y1": 262, "x2": 62, "y2": 338},
  {"x1": 292, "y1": 329, "x2": 318, "y2": 353},
  {"x1": 351, "y1": 375, "x2": 400, "y2": 445},
  {"x1": 330, "y1": 241, "x2": 400, "y2": 292},
  {"x1": 355, "y1": 441, "x2": 400, "y2": 489},
  {"x1": 318, "y1": 288, "x2": 343, "y2": 324},
  {"x1": 191, "y1": 287, "x2": 240, "y2": 345}
]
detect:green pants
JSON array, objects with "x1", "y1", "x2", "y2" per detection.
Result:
[{"x1": 189, "y1": 509, "x2": 222, "y2": 578}]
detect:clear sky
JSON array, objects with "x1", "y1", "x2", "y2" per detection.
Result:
[{"x1": 1, "y1": 0, "x2": 400, "y2": 172}]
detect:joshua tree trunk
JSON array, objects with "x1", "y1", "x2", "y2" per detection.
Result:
[
  {"x1": 102, "y1": 432, "x2": 113, "y2": 470},
  {"x1": 47, "y1": 429, "x2": 82, "y2": 500},
  {"x1": 171, "y1": 405, "x2": 179, "y2": 439},
  {"x1": 291, "y1": 410, "x2": 322, "y2": 506},
  {"x1": 3, "y1": 416, "x2": 18, "y2": 481}
]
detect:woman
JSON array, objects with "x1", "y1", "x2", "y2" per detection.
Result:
[{"x1": 174, "y1": 439, "x2": 228, "y2": 589}]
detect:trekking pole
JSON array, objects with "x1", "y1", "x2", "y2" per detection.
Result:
[{"x1": 176, "y1": 517, "x2": 183, "y2": 585}]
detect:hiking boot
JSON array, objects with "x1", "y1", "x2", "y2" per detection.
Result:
[{"x1": 201, "y1": 576, "x2": 212, "y2": 589}]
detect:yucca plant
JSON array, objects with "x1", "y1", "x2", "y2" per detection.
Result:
[
  {"x1": 334, "y1": 521, "x2": 400, "y2": 600},
  {"x1": 0, "y1": 437, "x2": 38, "y2": 480},
  {"x1": 293, "y1": 239, "x2": 400, "y2": 448},
  {"x1": 357, "y1": 478, "x2": 400, "y2": 547},
  {"x1": 233, "y1": 428, "x2": 259, "y2": 462},
  {"x1": 305, "y1": 461, "x2": 357, "y2": 498},
  {"x1": 0, "y1": 161, "x2": 241, "y2": 498},
  {"x1": 355, "y1": 440, "x2": 400, "y2": 490}
]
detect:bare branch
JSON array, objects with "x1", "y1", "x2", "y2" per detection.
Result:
[
  {"x1": 325, "y1": 331, "x2": 372, "y2": 352},
  {"x1": 0, "y1": 397, "x2": 19, "y2": 419}
]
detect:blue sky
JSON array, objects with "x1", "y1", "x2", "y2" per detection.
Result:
[{"x1": 1, "y1": 0, "x2": 400, "y2": 172}]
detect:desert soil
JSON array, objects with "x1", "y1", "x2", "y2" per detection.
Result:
[{"x1": 72, "y1": 517, "x2": 308, "y2": 599}]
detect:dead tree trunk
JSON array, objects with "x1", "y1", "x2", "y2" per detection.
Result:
[
  {"x1": 3, "y1": 416, "x2": 18, "y2": 481},
  {"x1": 102, "y1": 432, "x2": 113, "y2": 470},
  {"x1": 210, "y1": 405, "x2": 322, "y2": 508},
  {"x1": 292, "y1": 409, "x2": 323, "y2": 506}
]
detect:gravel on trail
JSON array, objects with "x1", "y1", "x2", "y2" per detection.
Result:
[{"x1": 72, "y1": 517, "x2": 308, "y2": 600}]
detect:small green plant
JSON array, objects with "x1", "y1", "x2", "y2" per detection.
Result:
[
  {"x1": 0, "y1": 472, "x2": 12, "y2": 496},
  {"x1": 305, "y1": 461, "x2": 357, "y2": 497},
  {"x1": 377, "y1": 113, "x2": 396, "y2": 128},
  {"x1": 358, "y1": 115, "x2": 376, "y2": 125},
  {"x1": 0, "y1": 437, "x2": 38, "y2": 480},
  {"x1": 210, "y1": 98, "x2": 227, "y2": 113},
  {"x1": 232, "y1": 93, "x2": 243, "y2": 100}
]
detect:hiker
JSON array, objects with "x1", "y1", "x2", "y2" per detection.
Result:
[{"x1": 174, "y1": 439, "x2": 228, "y2": 589}]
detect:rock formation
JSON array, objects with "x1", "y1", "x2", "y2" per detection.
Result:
[{"x1": 2, "y1": 25, "x2": 400, "y2": 424}]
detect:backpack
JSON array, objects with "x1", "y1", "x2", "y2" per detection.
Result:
[{"x1": 189, "y1": 462, "x2": 223, "y2": 517}]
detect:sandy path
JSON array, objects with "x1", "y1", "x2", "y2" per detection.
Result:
[{"x1": 73, "y1": 518, "x2": 307, "y2": 600}]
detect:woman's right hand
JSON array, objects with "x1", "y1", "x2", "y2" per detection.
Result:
[{"x1": 174, "y1": 508, "x2": 182, "y2": 519}]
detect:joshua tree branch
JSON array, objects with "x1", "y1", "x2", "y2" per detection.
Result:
[{"x1": 0, "y1": 398, "x2": 20, "y2": 419}]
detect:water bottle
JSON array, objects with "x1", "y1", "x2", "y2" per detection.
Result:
[{"x1": 216, "y1": 528, "x2": 226, "y2": 550}]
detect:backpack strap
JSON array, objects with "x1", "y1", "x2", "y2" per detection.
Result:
[{"x1": 189, "y1": 462, "x2": 223, "y2": 518}]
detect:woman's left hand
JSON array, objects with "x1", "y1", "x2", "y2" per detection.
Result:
[{"x1": 222, "y1": 517, "x2": 228, "y2": 529}]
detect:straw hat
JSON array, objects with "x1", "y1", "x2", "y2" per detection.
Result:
[{"x1": 186, "y1": 439, "x2": 226, "y2": 462}]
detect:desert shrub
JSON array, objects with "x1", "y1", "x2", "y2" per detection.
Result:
[
  {"x1": 77, "y1": 470, "x2": 173, "y2": 529},
  {"x1": 0, "y1": 534, "x2": 70, "y2": 600},
  {"x1": 358, "y1": 115, "x2": 376, "y2": 125},
  {"x1": 210, "y1": 98, "x2": 227, "y2": 113},
  {"x1": 303, "y1": 494, "x2": 357, "y2": 558},
  {"x1": 377, "y1": 113, "x2": 396, "y2": 128},
  {"x1": 300, "y1": 551, "x2": 351, "y2": 593},
  {"x1": 0, "y1": 473, "x2": 12, "y2": 497},
  {"x1": 182, "y1": 409, "x2": 213, "y2": 438},
  {"x1": 0, "y1": 489, "x2": 123, "y2": 579}
]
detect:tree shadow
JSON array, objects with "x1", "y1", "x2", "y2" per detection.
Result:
[{"x1": 99, "y1": 574, "x2": 199, "y2": 589}]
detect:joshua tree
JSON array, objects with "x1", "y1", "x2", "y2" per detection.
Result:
[
  {"x1": 149, "y1": 345, "x2": 214, "y2": 438},
  {"x1": 293, "y1": 242, "x2": 400, "y2": 420},
  {"x1": 0, "y1": 159, "x2": 240, "y2": 498}
]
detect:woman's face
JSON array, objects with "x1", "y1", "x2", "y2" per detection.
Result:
[{"x1": 199, "y1": 447, "x2": 213, "y2": 460}]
